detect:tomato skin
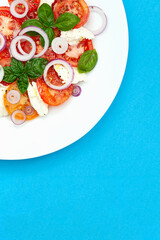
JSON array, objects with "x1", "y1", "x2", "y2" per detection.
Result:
[
  {"x1": 8, "y1": 0, "x2": 40, "y2": 13},
  {"x1": 57, "y1": 39, "x2": 93, "y2": 67},
  {"x1": 0, "y1": 48, "x2": 11, "y2": 67},
  {"x1": 37, "y1": 77, "x2": 73, "y2": 106},
  {"x1": 52, "y1": 0, "x2": 89, "y2": 28}
]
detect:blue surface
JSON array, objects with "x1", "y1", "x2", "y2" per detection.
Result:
[{"x1": 0, "y1": 1, "x2": 160, "y2": 239}]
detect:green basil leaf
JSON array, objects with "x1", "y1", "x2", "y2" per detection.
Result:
[
  {"x1": 11, "y1": 58, "x2": 24, "y2": 75},
  {"x1": 17, "y1": 74, "x2": 29, "y2": 94},
  {"x1": 78, "y1": 49, "x2": 98, "y2": 73},
  {"x1": 3, "y1": 66, "x2": 17, "y2": 83},
  {"x1": 21, "y1": 19, "x2": 44, "y2": 36},
  {"x1": 40, "y1": 27, "x2": 55, "y2": 47},
  {"x1": 54, "y1": 12, "x2": 80, "y2": 31},
  {"x1": 25, "y1": 58, "x2": 48, "y2": 79},
  {"x1": 38, "y1": 3, "x2": 55, "y2": 27}
]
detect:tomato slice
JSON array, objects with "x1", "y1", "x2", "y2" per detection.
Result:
[
  {"x1": 0, "y1": 47, "x2": 11, "y2": 67},
  {"x1": 3, "y1": 82, "x2": 38, "y2": 121},
  {"x1": 37, "y1": 77, "x2": 73, "y2": 106},
  {"x1": 52, "y1": 0, "x2": 89, "y2": 28},
  {"x1": 0, "y1": 7, "x2": 22, "y2": 44},
  {"x1": 57, "y1": 39, "x2": 93, "y2": 67},
  {"x1": 8, "y1": 0, "x2": 40, "y2": 13},
  {"x1": 19, "y1": 35, "x2": 57, "y2": 61}
]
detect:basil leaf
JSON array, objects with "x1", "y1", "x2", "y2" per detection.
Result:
[
  {"x1": 40, "y1": 27, "x2": 55, "y2": 47},
  {"x1": 21, "y1": 19, "x2": 44, "y2": 36},
  {"x1": 78, "y1": 49, "x2": 98, "y2": 73},
  {"x1": 54, "y1": 12, "x2": 80, "y2": 31},
  {"x1": 3, "y1": 67, "x2": 17, "y2": 83},
  {"x1": 38, "y1": 3, "x2": 55, "y2": 27},
  {"x1": 25, "y1": 58, "x2": 48, "y2": 79},
  {"x1": 11, "y1": 58, "x2": 24, "y2": 75},
  {"x1": 17, "y1": 74, "x2": 29, "y2": 94}
]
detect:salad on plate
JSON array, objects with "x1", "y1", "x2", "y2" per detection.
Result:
[{"x1": 0, "y1": 0, "x2": 107, "y2": 125}]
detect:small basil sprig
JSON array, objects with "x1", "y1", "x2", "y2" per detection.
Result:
[
  {"x1": 78, "y1": 50, "x2": 98, "y2": 73},
  {"x1": 3, "y1": 58, "x2": 48, "y2": 94},
  {"x1": 21, "y1": 3, "x2": 80, "y2": 46}
]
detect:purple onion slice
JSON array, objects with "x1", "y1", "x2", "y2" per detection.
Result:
[
  {"x1": 7, "y1": 90, "x2": 21, "y2": 104},
  {"x1": 10, "y1": 35, "x2": 36, "y2": 61},
  {"x1": 43, "y1": 59, "x2": 74, "y2": 90},
  {"x1": 11, "y1": 110, "x2": 26, "y2": 125},
  {"x1": 72, "y1": 85, "x2": 82, "y2": 97},
  {"x1": 24, "y1": 106, "x2": 35, "y2": 116},
  {"x1": 85, "y1": 6, "x2": 107, "y2": 36},
  {"x1": 19, "y1": 26, "x2": 49, "y2": 58},
  {"x1": 10, "y1": 0, "x2": 29, "y2": 19},
  {"x1": 51, "y1": 37, "x2": 68, "y2": 54}
]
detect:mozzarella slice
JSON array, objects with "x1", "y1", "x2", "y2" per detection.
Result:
[
  {"x1": 0, "y1": 85, "x2": 9, "y2": 117},
  {"x1": 54, "y1": 65, "x2": 86, "y2": 84},
  {"x1": 39, "y1": 0, "x2": 54, "y2": 6},
  {"x1": 28, "y1": 82, "x2": 48, "y2": 117},
  {"x1": 61, "y1": 27, "x2": 95, "y2": 46}
]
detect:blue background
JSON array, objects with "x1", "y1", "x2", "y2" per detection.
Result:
[{"x1": 0, "y1": 1, "x2": 160, "y2": 239}]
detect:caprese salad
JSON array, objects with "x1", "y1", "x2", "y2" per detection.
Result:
[{"x1": 0, "y1": 0, "x2": 107, "y2": 125}]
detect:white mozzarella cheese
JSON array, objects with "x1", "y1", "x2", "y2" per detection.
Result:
[
  {"x1": 0, "y1": 86, "x2": 9, "y2": 117},
  {"x1": 54, "y1": 65, "x2": 86, "y2": 84},
  {"x1": 61, "y1": 27, "x2": 95, "y2": 46},
  {"x1": 39, "y1": 0, "x2": 55, "y2": 6},
  {"x1": 28, "y1": 82, "x2": 48, "y2": 117}
]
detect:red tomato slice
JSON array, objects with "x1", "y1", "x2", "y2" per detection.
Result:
[
  {"x1": 57, "y1": 39, "x2": 93, "y2": 67},
  {"x1": 0, "y1": 47, "x2": 11, "y2": 67},
  {"x1": 8, "y1": 0, "x2": 40, "y2": 13},
  {"x1": 20, "y1": 35, "x2": 57, "y2": 61},
  {"x1": 37, "y1": 77, "x2": 73, "y2": 106},
  {"x1": 52, "y1": 0, "x2": 89, "y2": 28},
  {"x1": 0, "y1": 7, "x2": 22, "y2": 44}
]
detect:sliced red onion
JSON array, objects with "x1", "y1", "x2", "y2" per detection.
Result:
[
  {"x1": 0, "y1": 33, "x2": 6, "y2": 53},
  {"x1": 10, "y1": 0, "x2": 29, "y2": 19},
  {"x1": 86, "y1": 6, "x2": 107, "y2": 36},
  {"x1": 51, "y1": 37, "x2": 68, "y2": 54},
  {"x1": 18, "y1": 39, "x2": 28, "y2": 56},
  {"x1": 10, "y1": 35, "x2": 36, "y2": 61},
  {"x1": 11, "y1": 110, "x2": 26, "y2": 125},
  {"x1": 7, "y1": 90, "x2": 21, "y2": 104},
  {"x1": 43, "y1": 59, "x2": 74, "y2": 90},
  {"x1": 19, "y1": 27, "x2": 49, "y2": 58},
  {"x1": 0, "y1": 65, "x2": 4, "y2": 82},
  {"x1": 72, "y1": 85, "x2": 82, "y2": 97},
  {"x1": 24, "y1": 106, "x2": 34, "y2": 116}
]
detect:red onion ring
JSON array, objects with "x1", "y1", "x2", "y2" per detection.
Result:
[
  {"x1": 24, "y1": 106, "x2": 34, "y2": 116},
  {"x1": 43, "y1": 59, "x2": 74, "y2": 90},
  {"x1": 10, "y1": 0, "x2": 29, "y2": 19},
  {"x1": 51, "y1": 37, "x2": 68, "y2": 54},
  {"x1": 0, "y1": 65, "x2": 4, "y2": 82},
  {"x1": 7, "y1": 90, "x2": 21, "y2": 104},
  {"x1": 19, "y1": 27, "x2": 49, "y2": 58},
  {"x1": 72, "y1": 85, "x2": 82, "y2": 97},
  {"x1": 0, "y1": 33, "x2": 7, "y2": 53},
  {"x1": 86, "y1": 6, "x2": 107, "y2": 36},
  {"x1": 10, "y1": 35, "x2": 36, "y2": 61},
  {"x1": 11, "y1": 110, "x2": 26, "y2": 125}
]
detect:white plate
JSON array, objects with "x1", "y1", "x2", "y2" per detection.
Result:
[{"x1": 0, "y1": 0, "x2": 129, "y2": 160}]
